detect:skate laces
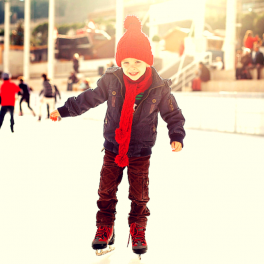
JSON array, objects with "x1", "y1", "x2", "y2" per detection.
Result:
[
  {"x1": 127, "y1": 223, "x2": 146, "y2": 247},
  {"x1": 95, "y1": 226, "x2": 112, "y2": 240}
]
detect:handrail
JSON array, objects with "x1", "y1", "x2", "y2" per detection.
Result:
[
  {"x1": 174, "y1": 53, "x2": 186, "y2": 85},
  {"x1": 170, "y1": 51, "x2": 212, "y2": 91},
  {"x1": 174, "y1": 51, "x2": 212, "y2": 79},
  {"x1": 158, "y1": 55, "x2": 182, "y2": 76}
]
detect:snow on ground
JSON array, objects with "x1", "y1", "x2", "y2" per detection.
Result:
[{"x1": 0, "y1": 97, "x2": 264, "y2": 264}]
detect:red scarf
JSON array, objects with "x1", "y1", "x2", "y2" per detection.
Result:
[{"x1": 115, "y1": 67, "x2": 152, "y2": 167}]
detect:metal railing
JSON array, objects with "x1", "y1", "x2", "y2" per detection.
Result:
[{"x1": 171, "y1": 51, "x2": 212, "y2": 91}]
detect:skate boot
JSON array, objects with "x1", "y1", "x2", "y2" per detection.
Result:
[
  {"x1": 92, "y1": 226, "x2": 115, "y2": 256},
  {"x1": 128, "y1": 223, "x2": 147, "y2": 260}
]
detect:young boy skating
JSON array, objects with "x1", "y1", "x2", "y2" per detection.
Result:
[{"x1": 50, "y1": 15, "x2": 185, "y2": 259}]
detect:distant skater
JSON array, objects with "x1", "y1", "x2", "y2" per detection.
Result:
[
  {"x1": 38, "y1": 74, "x2": 55, "y2": 121},
  {"x1": 18, "y1": 78, "x2": 36, "y2": 116},
  {"x1": 0, "y1": 73, "x2": 21, "y2": 132},
  {"x1": 47, "y1": 84, "x2": 61, "y2": 119},
  {"x1": 73, "y1": 53, "x2": 79, "y2": 73}
]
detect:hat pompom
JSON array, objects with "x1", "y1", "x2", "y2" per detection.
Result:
[{"x1": 124, "y1": 15, "x2": 141, "y2": 31}]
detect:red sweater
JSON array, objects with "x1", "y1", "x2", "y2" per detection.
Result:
[
  {"x1": 0, "y1": 80, "x2": 21, "y2": 106},
  {"x1": 244, "y1": 36, "x2": 258, "y2": 49}
]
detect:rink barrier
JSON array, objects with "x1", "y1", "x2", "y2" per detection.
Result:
[
  {"x1": 13, "y1": 91, "x2": 264, "y2": 136},
  {"x1": 174, "y1": 92, "x2": 264, "y2": 136}
]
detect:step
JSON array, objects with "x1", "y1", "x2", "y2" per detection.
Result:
[
  {"x1": 210, "y1": 69, "x2": 235, "y2": 81},
  {"x1": 201, "y1": 79, "x2": 264, "y2": 92}
]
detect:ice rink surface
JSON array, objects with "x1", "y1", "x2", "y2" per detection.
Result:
[{"x1": 0, "y1": 99, "x2": 264, "y2": 264}]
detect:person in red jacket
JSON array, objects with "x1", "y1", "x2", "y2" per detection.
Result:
[
  {"x1": 243, "y1": 30, "x2": 260, "y2": 50},
  {"x1": 0, "y1": 72, "x2": 21, "y2": 132}
]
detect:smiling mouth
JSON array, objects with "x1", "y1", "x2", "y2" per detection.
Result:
[{"x1": 129, "y1": 72, "x2": 139, "y2": 76}]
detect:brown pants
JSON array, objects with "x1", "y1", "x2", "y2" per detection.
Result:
[{"x1": 96, "y1": 150, "x2": 150, "y2": 228}]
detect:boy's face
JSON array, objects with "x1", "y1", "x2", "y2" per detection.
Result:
[{"x1": 121, "y1": 58, "x2": 148, "y2": 81}]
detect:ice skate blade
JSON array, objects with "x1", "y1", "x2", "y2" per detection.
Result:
[{"x1": 95, "y1": 246, "x2": 115, "y2": 256}]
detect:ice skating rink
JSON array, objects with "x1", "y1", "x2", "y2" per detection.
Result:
[{"x1": 0, "y1": 96, "x2": 263, "y2": 264}]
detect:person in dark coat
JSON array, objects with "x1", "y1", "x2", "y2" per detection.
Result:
[
  {"x1": 50, "y1": 15, "x2": 185, "y2": 257},
  {"x1": 236, "y1": 48, "x2": 252, "y2": 80},
  {"x1": 38, "y1": 73, "x2": 55, "y2": 121},
  {"x1": 73, "y1": 53, "x2": 79, "y2": 73},
  {"x1": 192, "y1": 62, "x2": 210, "y2": 91},
  {"x1": 46, "y1": 84, "x2": 61, "y2": 118},
  {"x1": 18, "y1": 78, "x2": 36, "y2": 116},
  {"x1": 67, "y1": 72, "x2": 79, "y2": 91},
  {"x1": 199, "y1": 62, "x2": 211, "y2": 82},
  {"x1": 245, "y1": 45, "x2": 264, "y2": 79}
]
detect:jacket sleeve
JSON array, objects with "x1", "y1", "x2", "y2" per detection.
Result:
[
  {"x1": 58, "y1": 74, "x2": 109, "y2": 118},
  {"x1": 159, "y1": 83, "x2": 186, "y2": 147}
]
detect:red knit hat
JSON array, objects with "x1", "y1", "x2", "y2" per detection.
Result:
[{"x1": 115, "y1": 15, "x2": 154, "y2": 67}]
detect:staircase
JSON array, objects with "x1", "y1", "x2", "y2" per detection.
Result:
[
  {"x1": 158, "y1": 52, "x2": 212, "y2": 91},
  {"x1": 159, "y1": 55, "x2": 194, "y2": 80}
]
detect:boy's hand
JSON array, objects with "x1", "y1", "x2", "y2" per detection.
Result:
[
  {"x1": 50, "y1": 109, "x2": 61, "y2": 121},
  {"x1": 171, "y1": 141, "x2": 182, "y2": 152}
]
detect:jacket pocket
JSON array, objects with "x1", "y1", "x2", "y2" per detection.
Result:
[
  {"x1": 109, "y1": 89, "x2": 121, "y2": 108},
  {"x1": 112, "y1": 96, "x2": 116, "y2": 107},
  {"x1": 143, "y1": 95, "x2": 161, "y2": 115},
  {"x1": 168, "y1": 94, "x2": 178, "y2": 112}
]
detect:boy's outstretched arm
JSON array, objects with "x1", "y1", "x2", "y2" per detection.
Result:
[{"x1": 50, "y1": 74, "x2": 109, "y2": 121}]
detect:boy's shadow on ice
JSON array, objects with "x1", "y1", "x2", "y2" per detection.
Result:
[
  {"x1": 90, "y1": 253, "x2": 112, "y2": 264},
  {"x1": 90, "y1": 252, "x2": 142, "y2": 264}
]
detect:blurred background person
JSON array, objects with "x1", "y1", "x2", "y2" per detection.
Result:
[
  {"x1": 236, "y1": 48, "x2": 252, "y2": 80},
  {"x1": 67, "y1": 71, "x2": 79, "y2": 91},
  {"x1": 243, "y1": 30, "x2": 260, "y2": 51},
  {"x1": 0, "y1": 73, "x2": 21, "y2": 132},
  {"x1": 18, "y1": 78, "x2": 36, "y2": 117},
  {"x1": 79, "y1": 78, "x2": 90, "y2": 91},
  {"x1": 192, "y1": 71, "x2": 202, "y2": 91},
  {"x1": 73, "y1": 53, "x2": 80, "y2": 73},
  {"x1": 106, "y1": 60, "x2": 115, "y2": 68},
  {"x1": 245, "y1": 44, "x2": 264, "y2": 80},
  {"x1": 53, "y1": 84, "x2": 61, "y2": 104},
  {"x1": 47, "y1": 84, "x2": 61, "y2": 119},
  {"x1": 38, "y1": 74, "x2": 55, "y2": 121},
  {"x1": 235, "y1": 49, "x2": 243, "y2": 80},
  {"x1": 211, "y1": 56, "x2": 224, "y2": 70},
  {"x1": 199, "y1": 62, "x2": 211, "y2": 82},
  {"x1": 192, "y1": 62, "x2": 211, "y2": 91}
]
